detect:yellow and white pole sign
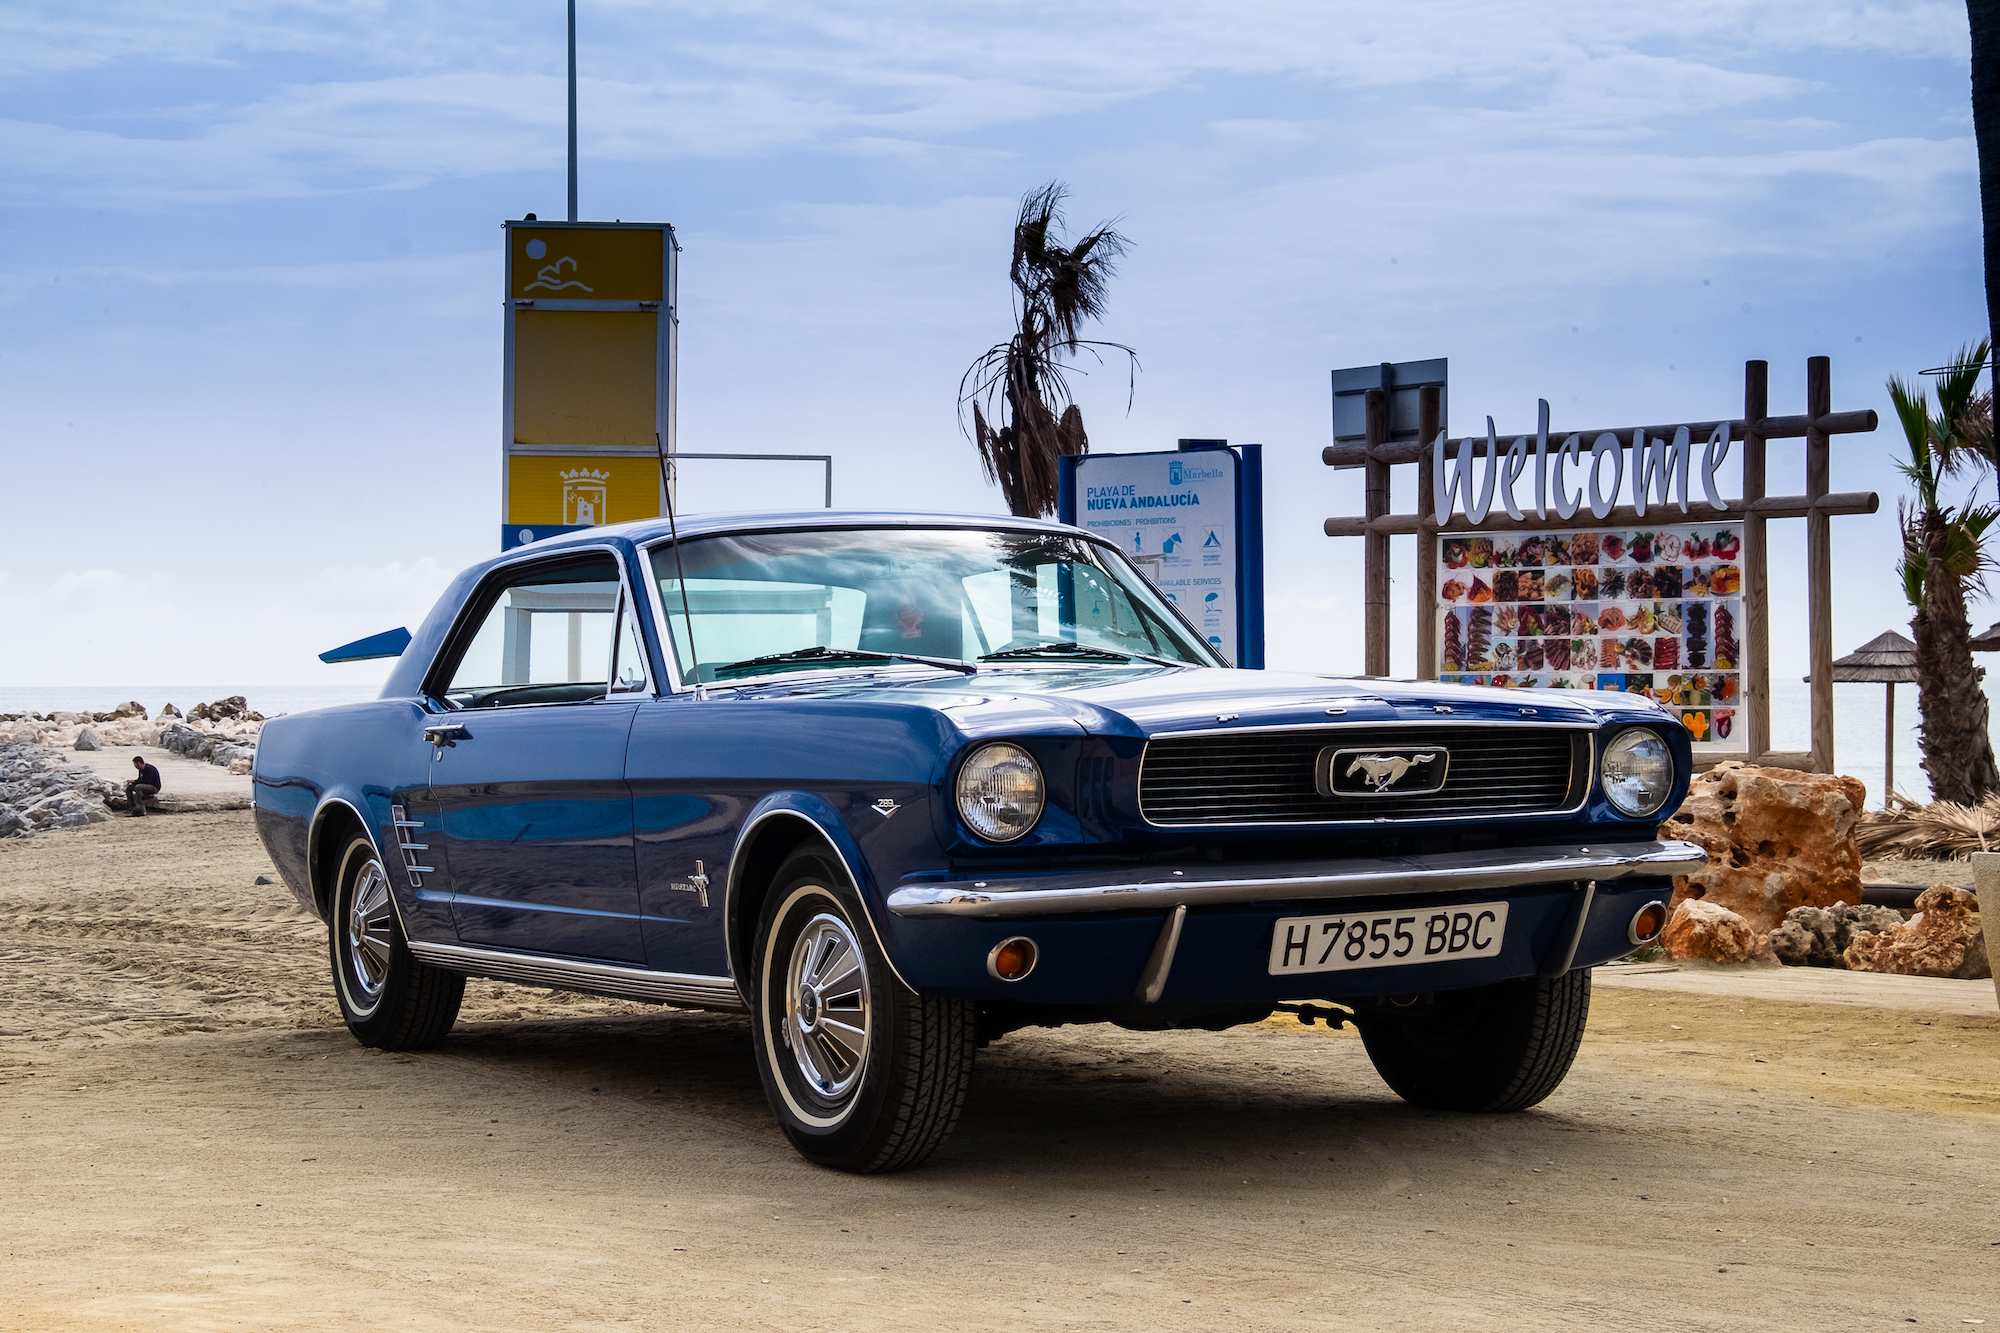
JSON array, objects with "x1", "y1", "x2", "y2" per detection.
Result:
[{"x1": 501, "y1": 219, "x2": 678, "y2": 549}]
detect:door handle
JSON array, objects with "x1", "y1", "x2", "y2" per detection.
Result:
[{"x1": 423, "y1": 722, "x2": 470, "y2": 749}]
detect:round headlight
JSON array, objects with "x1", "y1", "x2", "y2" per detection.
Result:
[
  {"x1": 1602, "y1": 727, "x2": 1675, "y2": 818},
  {"x1": 955, "y1": 742, "x2": 1046, "y2": 842}
]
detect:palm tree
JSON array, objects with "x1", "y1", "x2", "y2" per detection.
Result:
[
  {"x1": 960, "y1": 182, "x2": 1137, "y2": 517},
  {"x1": 1891, "y1": 341, "x2": 2000, "y2": 803}
]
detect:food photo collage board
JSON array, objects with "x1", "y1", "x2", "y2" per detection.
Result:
[{"x1": 1436, "y1": 523, "x2": 1747, "y2": 751}]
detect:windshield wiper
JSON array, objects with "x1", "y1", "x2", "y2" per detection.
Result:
[
  {"x1": 978, "y1": 641, "x2": 1190, "y2": 668},
  {"x1": 713, "y1": 645, "x2": 978, "y2": 678}
]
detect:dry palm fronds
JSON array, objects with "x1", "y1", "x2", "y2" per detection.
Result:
[
  {"x1": 959, "y1": 182, "x2": 1137, "y2": 518},
  {"x1": 1856, "y1": 791, "x2": 2000, "y2": 860}
]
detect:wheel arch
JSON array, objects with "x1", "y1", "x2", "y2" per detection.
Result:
[
  {"x1": 725, "y1": 797, "x2": 911, "y2": 1000},
  {"x1": 308, "y1": 796, "x2": 385, "y2": 923}
]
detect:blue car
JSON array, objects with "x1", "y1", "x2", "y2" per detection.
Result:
[{"x1": 254, "y1": 510, "x2": 1701, "y2": 1172}]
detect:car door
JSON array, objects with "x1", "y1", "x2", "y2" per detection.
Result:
[{"x1": 425, "y1": 548, "x2": 652, "y2": 963}]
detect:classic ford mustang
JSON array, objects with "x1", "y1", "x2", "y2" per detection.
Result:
[{"x1": 254, "y1": 510, "x2": 1701, "y2": 1172}]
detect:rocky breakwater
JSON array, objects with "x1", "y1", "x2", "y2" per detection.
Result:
[
  {"x1": 1656, "y1": 763, "x2": 1867, "y2": 965},
  {"x1": 156, "y1": 697, "x2": 265, "y2": 776},
  {"x1": 0, "y1": 697, "x2": 269, "y2": 777},
  {"x1": 0, "y1": 738, "x2": 121, "y2": 837}
]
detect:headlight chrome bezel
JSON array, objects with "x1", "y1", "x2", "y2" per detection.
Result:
[
  {"x1": 954, "y1": 741, "x2": 1047, "y2": 843},
  {"x1": 1602, "y1": 726, "x2": 1676, "y2": 818}
]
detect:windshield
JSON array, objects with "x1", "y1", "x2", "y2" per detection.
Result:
[{"x1": 646, "y1": 526, "x2": 1223, "y2": 682}]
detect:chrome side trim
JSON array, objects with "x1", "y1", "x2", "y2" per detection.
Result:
[
  {"x1": 389, "y1": 805, "x2": 433, "y2": 884},
  {"x1": 407, "y1": 940, "x2": 746, "y2": 1011},
  {"x1": 886, "y1": 839, "x2": 1705, "y2": 919}
]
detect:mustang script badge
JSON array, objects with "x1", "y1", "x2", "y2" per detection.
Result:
[{"x1": 1317, "y1": 746, "x2": 1450, "y2": 798}]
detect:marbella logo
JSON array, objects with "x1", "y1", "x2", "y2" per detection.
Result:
[
  {"x1": 1169, "y1": 459, "x2": 1226, "y2": 486},
  {"x1": 561, "y1": 468, "x2": 610, "y2": 525}
]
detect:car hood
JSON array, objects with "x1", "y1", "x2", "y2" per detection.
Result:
[{"x1": 725, "y1": 664, "x2": 1664, "y2": 741}]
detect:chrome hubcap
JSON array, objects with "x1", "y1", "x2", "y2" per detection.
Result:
[
  {"x1": 782, "y1": 912, "x2": 871, "y2": 1101},
  {"x1": 345, "y1": 859, "x2": 395, "y2": 1001}
]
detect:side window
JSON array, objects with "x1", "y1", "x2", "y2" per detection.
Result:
[{"x1": 438, "y1": 554, "x2": 625, "y2": 709}]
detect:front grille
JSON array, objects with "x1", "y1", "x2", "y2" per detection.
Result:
[{"x1": 1138, "y1": 726, "x2": 1588, "y2": 826}]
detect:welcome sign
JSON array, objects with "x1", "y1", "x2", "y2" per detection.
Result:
[
  {"x1": 1322, "y1": 359, "x2": 1879, "y2": 774},
  {"x1": 1432, "y1": 401, "x2": 1737, "y2": 525}
]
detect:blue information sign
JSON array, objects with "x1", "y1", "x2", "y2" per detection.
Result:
[{"x1": 1058, "y1": 441, "x2": 1264, "y2": 668}]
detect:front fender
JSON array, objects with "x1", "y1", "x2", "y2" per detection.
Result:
[{"x1": 723, "y1": 791, "x2": 914, "y2": 997}]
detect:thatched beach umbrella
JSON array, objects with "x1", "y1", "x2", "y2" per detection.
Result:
[
  {"x1": 1969, "y1": 621, "x2": 2000, "y2": 653},
  {"x1": 1806, "y1": 631, "x2": 1916, "y2": 805}
]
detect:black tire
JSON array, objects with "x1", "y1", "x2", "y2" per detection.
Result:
[
  {"x1": 749, "y1": 850, "x2": 976, "y2": 1173},
  {"x1": 1358, "y1": 969, "x2": 1591, "y2": 1112},
  {"x1": 328, "y1": 832, "x2": 464, "y2": 1050}
]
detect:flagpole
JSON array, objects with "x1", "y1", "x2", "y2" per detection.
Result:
[{"x1": 566, "y1": 0, "x2": 578, "y2": 222}]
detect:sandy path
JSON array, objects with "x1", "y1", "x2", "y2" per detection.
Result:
[
  {"x1": 62, "y1": 745, "x2": 253, "y2": 810},
  {"x1": 3, "y1": 815, "x2": 1996, "y2": 1330}
]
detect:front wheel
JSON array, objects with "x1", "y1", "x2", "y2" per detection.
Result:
[
  {"x1": 1358, "y1": 969, "x2": 1590, "y2": 1112},
  {"x1": 328, "y1": 833, "x2": 464, "y2": 1050},
  {"x1": 750, "y1": 851, "x2": 976, "y2": 1173}
]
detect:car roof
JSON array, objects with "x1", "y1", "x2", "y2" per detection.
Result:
[{"x1": 514, "y1": 508, "x2": 1093, "y2": 554}]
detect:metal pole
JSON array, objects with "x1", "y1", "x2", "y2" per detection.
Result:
[
  {"x1": 1885, "y1": 681, "x2": 1895, "y2": 805},
  {"x1": 567, "y1": 0, "x2": 578, "y2": 223}
]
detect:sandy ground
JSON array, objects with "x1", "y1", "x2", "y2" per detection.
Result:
[
  {"x1": 1863, "y1": 856, "x2": 1976, "y2": 891},
  {"x1": 3, "y1": 814, "x2": 1996, "y2": 1332}
]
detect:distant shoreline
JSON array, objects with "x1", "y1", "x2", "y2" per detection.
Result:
[{"x1": 0, "y1": 685, "x2": 382, "y2": 720}]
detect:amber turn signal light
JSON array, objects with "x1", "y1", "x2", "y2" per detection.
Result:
[
  {"x1": 1628, "y1": 900, "x2": 1669, "y2": 946},
  {"x1": 986, "y1": 936, "x2": 1038, "y2": 982}
]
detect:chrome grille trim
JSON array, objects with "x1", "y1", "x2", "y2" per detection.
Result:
[
  {"x1": 407, "y1": 940, "x2": 745, "y2": 1011},
  {"x1": 1138, "y1": 723, "x2": 1592, "y2": 827}
]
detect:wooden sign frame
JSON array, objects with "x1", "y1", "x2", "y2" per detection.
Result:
[{"x1": 1322, "y1": 358, "x2": 1878, "y2": 773}]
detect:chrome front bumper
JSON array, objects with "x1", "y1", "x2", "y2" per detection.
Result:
[{"x1": 885, "y1": 839, "x2": 1704, "y2": 919}]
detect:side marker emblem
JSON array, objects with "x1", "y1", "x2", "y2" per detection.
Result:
[
  {"x1": 670, "y1": 859, "x2": 711, "y2": 908},
  {"x1": 872, "y1": 798, "x2": 901, "y2": 818}
]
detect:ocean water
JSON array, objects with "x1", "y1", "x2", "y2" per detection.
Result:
[
  {"x1": 0, "y1": 685, "x2": 383, "y2": 721},
  {"x1": 3, "y1": 674, "x2": 1988, "y2": 810}
]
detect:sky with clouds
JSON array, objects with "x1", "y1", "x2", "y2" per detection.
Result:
[{"x1": 0, "y1": 0, "x2": 1989, "y2": 784}]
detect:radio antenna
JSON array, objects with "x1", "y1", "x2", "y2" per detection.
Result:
[{"x1": 656, "y1": 432, "x2": 704, "y2": 696}]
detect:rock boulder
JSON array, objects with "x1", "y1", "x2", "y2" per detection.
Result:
[
  {"x1": 1843, "y1": 885, "x2": 1991, "y2": 980},
  {"x1": 1660, "y1": 898, "x2": 1760, "y2": 964},
  {"x1": 73, "y1": 726, "x2": 101, "y2": 752},
  {"x1": 1660, "y1": 763, "x2": 1866, "y2": 935},
  {"x1": 1768, "y1": 901, "x2": 1907, "y2": 967}
]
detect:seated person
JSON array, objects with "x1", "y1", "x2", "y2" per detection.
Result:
[{"x1": 126, "y1": 755, "x2": 163, "y2": 817}]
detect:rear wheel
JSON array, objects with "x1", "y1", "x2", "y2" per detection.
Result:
[
  {"x1": 328, "y1": 833, "x2": 463, "y2": 1050},
  {"x1": 1358, "y1": 969, "x2": 1590, "y2": 1112},
  {"x1": 750, "y1": 850, "x2": 976, "y2": 1173}
]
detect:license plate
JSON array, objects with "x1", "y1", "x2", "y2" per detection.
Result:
[{"x1": 1267, "y1": 901, "x2": 1510, "y2": 976}]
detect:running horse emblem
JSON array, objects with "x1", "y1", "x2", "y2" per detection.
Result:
[{"x1": 1345, "y1": 752, "x2": 1440, "y2": 792}]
